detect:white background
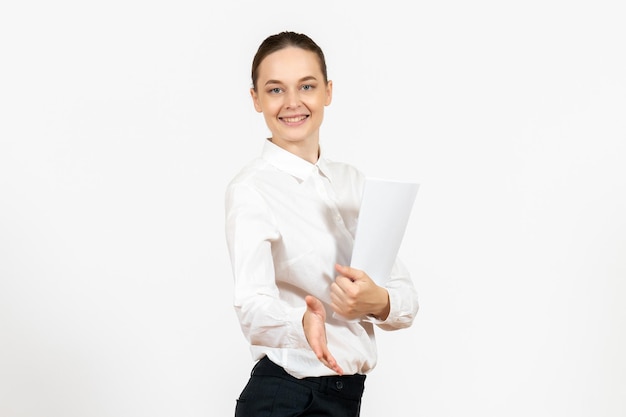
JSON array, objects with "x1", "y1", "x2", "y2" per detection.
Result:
[{"x1": 1, "y1": 1, "x2": 625, "y2": 416}]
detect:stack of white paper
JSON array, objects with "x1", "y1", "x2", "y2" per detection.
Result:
[{"x1": 350, "y1": 178, "x2": 420, "y2": 285}]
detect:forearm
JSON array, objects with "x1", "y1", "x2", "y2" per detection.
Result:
[
  {"x1": 372, "y1": 259, "x2": 419, "y2": 330},
  {"x1": 235, "y1": 294, "x2": 309, "y2": 349}
]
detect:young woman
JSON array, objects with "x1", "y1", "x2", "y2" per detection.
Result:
[{"x1": 225, "y1": 31, "x2": 419, "y2": 417}]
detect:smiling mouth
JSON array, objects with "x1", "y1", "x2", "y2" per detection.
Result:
[{"x1": 280, "y1": 115, "x2": 309, "y2": 123}]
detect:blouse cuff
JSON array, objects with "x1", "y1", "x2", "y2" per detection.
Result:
[{"x1": 288, "y1": 305, "x2": 310, "y2": 349}]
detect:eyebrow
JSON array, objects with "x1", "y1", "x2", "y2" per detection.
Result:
[{"x1": 264, "y1": 76, "x2": 318, "y2": 86}]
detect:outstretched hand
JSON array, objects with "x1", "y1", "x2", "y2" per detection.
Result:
[
  {"x1": 330, "y1": 264, "x2": 390, "y2": 321},
  {"x1": 303, "y1": 295, "x2": 344, "y2": 375}
]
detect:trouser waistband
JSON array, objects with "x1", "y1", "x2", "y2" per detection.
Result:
[{"x1": 252, "y1": 356, "x2": 366, "y2": 401}]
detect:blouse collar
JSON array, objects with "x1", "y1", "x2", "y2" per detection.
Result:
[{"x1": 261, "y1": 139, "x2": 333, "y2": 182}]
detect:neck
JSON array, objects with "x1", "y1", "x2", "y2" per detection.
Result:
[{"x1": 270, "y1": 138, "x2": 320, "y2": 164}]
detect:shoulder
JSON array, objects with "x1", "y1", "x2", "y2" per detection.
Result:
[
  {"x1": 226, "y1": 157, "x2": 277, "y2": 191},
  {"x1": 225, "y1": 156, "x2": 294, "y2": 211}
]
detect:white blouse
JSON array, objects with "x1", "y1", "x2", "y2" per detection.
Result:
[{"x1": 225, "y1": 139, "x2": 418, "y2": 379}]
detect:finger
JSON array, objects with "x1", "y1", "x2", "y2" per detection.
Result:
[
  {"x1": 329, "y1": 284, "x2": 345, "y2": 303},
  {"x1": 305, "y1": 294, "x2": 318, "y2": 308},
  {"x1": 308, "y1": 331, "x2": 344, "y2": 374},
  {"x1": 330, "y1": 285, "x2": 351, "y2": 309},
  {"x1": 305, "y1": 295, "x2": 326, "y2": 319},
  {"x1": 333, "y1": 276, "x2": 354, "y2": 291},
  {"x1": 335, "y1": 264, "x2": 365, "y2": 281},
  {"x1": 331, "y1": 279, "x2": 352, "y2": 299},
  {"x1": 320, "y1": 350, "x2": 344, "y2": 375},
  {"x1": 309, "y1": 336, "x2": 327, "y2": 357}
]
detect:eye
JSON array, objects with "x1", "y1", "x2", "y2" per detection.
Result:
[
  {"x1": 301, "y1": 84, "x2": 314, "y2": 91},
  {"x1": 268, "y1": 87, "x2": 283, "y2": 94}
]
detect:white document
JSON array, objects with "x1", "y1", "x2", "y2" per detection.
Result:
[{"x1": 350, "y1": 178, "x2": 420, "y2": 285}]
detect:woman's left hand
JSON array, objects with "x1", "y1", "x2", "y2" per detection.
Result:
[{"x1": 330, "y1": 264, "x2": 390, "y2": 321}]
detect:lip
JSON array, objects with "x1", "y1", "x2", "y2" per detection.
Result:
[{"x1": 279, "y1": 114, "x2": 310, "y2": 126}]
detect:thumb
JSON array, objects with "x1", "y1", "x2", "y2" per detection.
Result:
[
  {"x1": 305, "y1": 295, "x2": 326, "y2": 318},
  {"x1": 335, "y1": 264, "x2": 363, "y2": 282}
]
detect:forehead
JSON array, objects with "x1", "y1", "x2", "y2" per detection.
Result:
[{"x1": 257, "y1": 47, "x2": 323, "y2": 83}]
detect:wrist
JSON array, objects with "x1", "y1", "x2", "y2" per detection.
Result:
[{"x1": 371, "y1": 288, "x2": 390, "y2": 321}]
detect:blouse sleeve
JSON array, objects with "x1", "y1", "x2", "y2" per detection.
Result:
[
  {"x1": 366, "y1": 257, "x2": 419, "y2": 330},
  {"x1": 225, "y1": 181, "x2": 310, "y2": 350}
]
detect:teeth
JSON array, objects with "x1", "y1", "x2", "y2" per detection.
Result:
[{"x1": 282, "y1": 116, "x2": 306, "y2": 123}]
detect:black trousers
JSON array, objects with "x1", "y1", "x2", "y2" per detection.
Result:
[{"x1": 234, "y1": 356, "x2": 366, "y2": 417}]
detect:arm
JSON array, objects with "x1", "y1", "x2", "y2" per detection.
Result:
[
  {"x1": 225, "y1": 183, "x2": 309, "y2": 351},
  {"x1": 374, "y1": 257, "x2": 419, "y2": 330}
]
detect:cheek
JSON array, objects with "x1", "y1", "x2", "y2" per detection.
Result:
[
  {"x1": 312, "y1": 92, "x2": 330, "y2": 107},
  {"x1": 264, "y1": 98, "x2": 283, "y2": 111},
  {"x1": 256, "y1": 98, "x2": 277, "y2": 115}
]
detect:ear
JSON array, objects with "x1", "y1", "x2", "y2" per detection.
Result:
[
  {"x1": 325, "y1": 80, "x2": 333, "y2": 106},
  {"x1": 250, "y1": 88, "x2": 263, "y2": 113}
]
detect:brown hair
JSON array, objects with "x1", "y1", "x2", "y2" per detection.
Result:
[{"x1": 251, "y1": 31, "x2": 328, "y2": 91}]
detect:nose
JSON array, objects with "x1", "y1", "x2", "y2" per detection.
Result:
[{"x1": 284, "y1": 89, "x2": 301, "y2": 108}]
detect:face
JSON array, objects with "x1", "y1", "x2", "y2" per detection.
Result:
[{"x1": 250, "y1": 47, "x2": 332, "y2": 157}]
